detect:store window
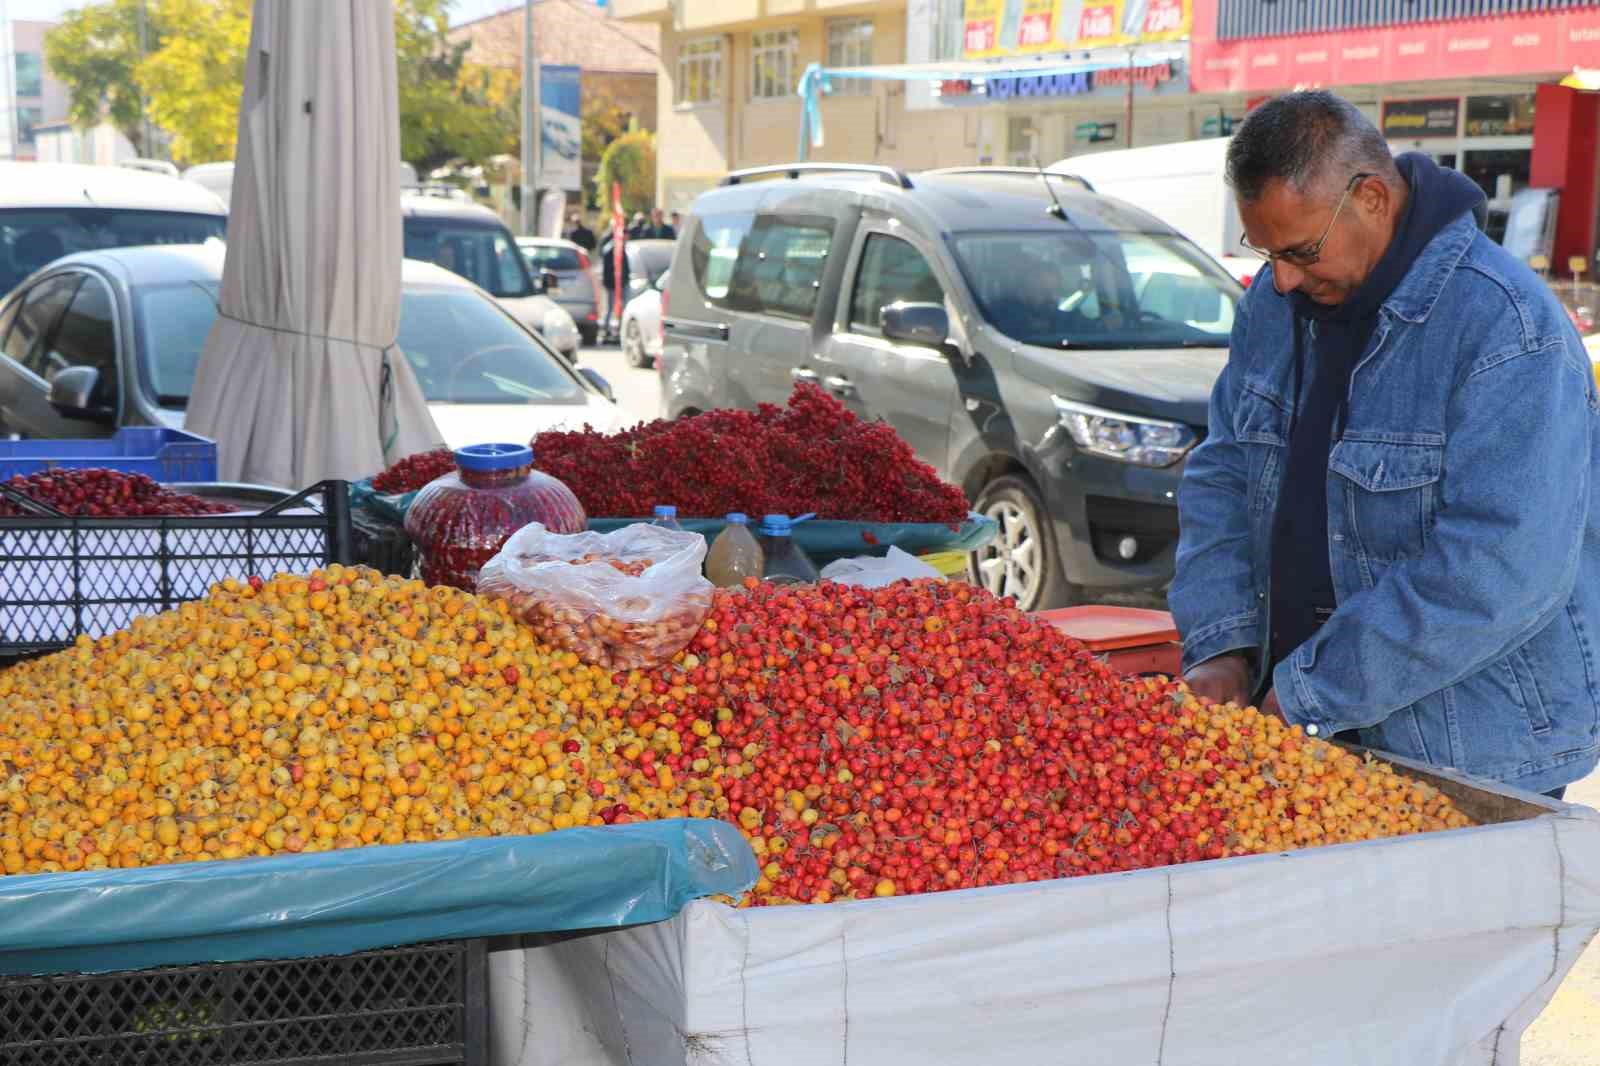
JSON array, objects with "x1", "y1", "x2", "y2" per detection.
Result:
[
  {"x1": 1465, "y1": 94, "x2": 1537, "y2": 137},
  {"x1": 676, "y1": 37, "x2": 722, "y2": 108},
  {"x1": 826, "y1": 19, "x2": 874, "y2": 95},
  {"x1": 1007, "y1": 116, "x2": 1039, "y2": 166},
  {"x1": 13, "y1": 53, "x2": 41, "y2": 99},
  {"x1": 15, "y1": 106, "x2": 41, "y2": 148},
  {"x1": 750, "y1": 29, "x2": 799, "y2": 101}
]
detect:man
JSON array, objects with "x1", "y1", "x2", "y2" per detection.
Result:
[
  {"x1": 1170, "y1": 90, "x2": 1600, "y2": 800},
  {"x1": 566, "y1": 212, "x2": 596, "y2": 252},
  {"x1": 598, "y1": 228, "x2": 630, "y2": 342},
  {"x1": 669, "y1": 210, "x2": 682, "y2": 236},
  {"x1": 627, "y1": 212, "x2": 648, "y2": 239},
  {"x1": 645, "y1": 207, "x2": 676, "y2": 240}
]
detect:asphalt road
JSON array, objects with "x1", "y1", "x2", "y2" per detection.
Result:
[{"x1": 578, "y1": 342, "x2": 662, "y2": 428}]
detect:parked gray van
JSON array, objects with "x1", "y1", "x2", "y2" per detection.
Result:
[{"x1": 659, "y1": 164, "x2": 1242, "y2": 610}]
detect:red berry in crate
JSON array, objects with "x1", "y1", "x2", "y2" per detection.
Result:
[
  {"x1": 530, "y1": 384, "x2": 969, "y2": 524},
  {"x1": 0, "y1": 469, "x2": 233, "y2": 517}
]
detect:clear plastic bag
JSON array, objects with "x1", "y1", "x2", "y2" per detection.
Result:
[{"x1": 477, "y1": 522, "x2": 714, "y2": 670}]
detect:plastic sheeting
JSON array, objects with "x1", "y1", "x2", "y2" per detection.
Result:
[
  {"x1": 588, "y1": 513, "x2": 999, "y2": 567},
  {"x1": 492, "y1": 792, "x2": 1600, "y2": 1066},
  {"x1": 0, "y1": 819, "x2": 756, "y2": 977}
]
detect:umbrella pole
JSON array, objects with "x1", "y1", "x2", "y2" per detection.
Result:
[{"x1": 520, "y1": 0, "x2": 541, "y2": 235}]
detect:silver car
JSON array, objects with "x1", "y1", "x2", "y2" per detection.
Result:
[
  {"x1": 518, "y1": 236, "x2": 601, "y2": 346},
  {"x1": 400, "y1": 195, "x2": 580, "y2": 362}
]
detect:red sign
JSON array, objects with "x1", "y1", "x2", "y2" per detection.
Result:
[
  {"x1": 1192, "y1": 6, "x2": 1600, "y2": 93},
  {"x1": 1144, "y1": 0, "x2": 1187, "y2": 38},
  {"x1": 1079, "y1": 4, "x2": 1117, "y2": 41},
  {"x1": 1018, "y1": 11, "x2": 1054, "y2": 47}
]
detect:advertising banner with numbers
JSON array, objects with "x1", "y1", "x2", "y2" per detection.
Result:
[{"x1": 963, "y1": 0, "x2": 1191, "y2": 59}]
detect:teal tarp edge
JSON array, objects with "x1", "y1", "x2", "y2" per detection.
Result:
[
  {"x1": 588, "y1": 512, "x2": 997, "y2": 565},
  {"x1": 349, "y1": 477, "x2": 421, "y2": 526},
  {"x1": 0, "y1": 819, "x2": 756, "y2": 976}
]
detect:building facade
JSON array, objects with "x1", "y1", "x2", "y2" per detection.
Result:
[
  {"x1": 1, "y1": 18, "x2": 69, "y2": 162},
  {"x1": 617, "y1": 0, "x2": 1600, "y2": 271}
]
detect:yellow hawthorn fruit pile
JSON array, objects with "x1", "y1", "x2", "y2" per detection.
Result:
[{"x1": 0, "y1": 567, "x2": 722, "y2": 876}]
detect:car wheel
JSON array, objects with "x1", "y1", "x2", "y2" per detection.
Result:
[
  {"x1": 968, "y1": 475, "x2": 1073, "y2": 611},
  {"x1": 623, "y1": 319, "x2": 649, "y2": 368},
  {"x1": 579, "y1": 323, "x2": 598, "y2": 347}
]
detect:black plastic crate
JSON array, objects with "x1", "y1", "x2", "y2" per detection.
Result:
[
  {"x1": 0, "y1": 940, "x2": 488, "y2": 1066},
  {"x1": 0, "y1": 480, "x2": 354, "y2": 664},
  {"x1": 351, "y1": 508, "x2": 418, "y2": 579}
]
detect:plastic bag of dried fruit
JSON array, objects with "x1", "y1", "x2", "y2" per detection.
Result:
[{"x1": 477, "y1": 522, "x2": 714, "y2": 671}]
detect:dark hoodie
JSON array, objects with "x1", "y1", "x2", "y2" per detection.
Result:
[{"x1": 1267, "y1": 154, "x2": 1487, "y2": 675}]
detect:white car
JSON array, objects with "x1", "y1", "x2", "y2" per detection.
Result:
[
  {"x1": 620, "y1": 268, "x2": 667, "y2": 368},
  {"x1": 0, "y1": 243, "x2": 620, "y2": 450}
]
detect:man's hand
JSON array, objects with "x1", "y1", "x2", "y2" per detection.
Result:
[
  {"x1": 1259, "y1": 688, "x2": 1287, "y2": 723},
  {"x1": 1182, "y1": 652, "x2": 1252, "y2": 707}
]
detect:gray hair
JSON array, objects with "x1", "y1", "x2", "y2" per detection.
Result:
[{"x1": 1225, "y1": 90, "x2": 1401, "y2": 204}]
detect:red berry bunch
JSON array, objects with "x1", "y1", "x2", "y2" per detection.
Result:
[
  {"x1": 532, "y1": 384, "x2": 970, "y2": 524},
  {"x1": 371, "y1": 448, "x2": 456, "y2": 494},
  {"x1": 0, "y1": 469, "x2": 233, "y2": 517}
]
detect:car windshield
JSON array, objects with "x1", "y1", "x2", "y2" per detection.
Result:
[
  {"x1": 522, "y1": 244, "x2": 583, "y2": 271},
  {"x1": 402, "y1": 220, "x2": 535, "y2": 299},
  {"x1": 951, "y1": 230, "x2": 1237, "y2": 349},
  {"x1": 0, "y1": 208, "x2": 226, "y2": 296},
  {"x1": 135, "y1": 282, "x2": 586, "y2": 407}
]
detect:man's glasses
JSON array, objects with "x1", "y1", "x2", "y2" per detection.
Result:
[{"x1": 1239, "y1": 172, "x2": 1375, "y2": 267}]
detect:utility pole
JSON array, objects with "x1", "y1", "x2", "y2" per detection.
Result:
[
  {"x1": 520, "y1": 0, "x2": 541, "y2": 235},
  {"x1": 137, "y1": 0, "x2": 152, "y2": 157}
]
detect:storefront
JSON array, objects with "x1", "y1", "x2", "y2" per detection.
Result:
[{"x1": 1188, "y1": 0, "x2": 1600, "y2": 272}]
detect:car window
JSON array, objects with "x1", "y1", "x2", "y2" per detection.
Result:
[
  {"x1": 952, "y1": 230, "x2": 1235, "y2": 349},
  {"x1": 522, "y1": 244, "x2": 582, "y2": 271},
  {"x1": 395, "y1": 289, "x2": 585, "y2": 405},
  {"x1": 403, "y1": 220, "x2": 535, "y2": 299},
  {"x1": 2, "y1": 274, "x2": 79, "y2": 376},
  {"x1": 725, "y1": 215, "x2": 834, "y2": 320},
  {"x1": 40, "y1": 275, "x2": 118, "y2": 406},
  {"x1": 0, "y1": 209, "x2": 225, "y2": 297},
  {"x1": 689, "y1": 210, "x2": 755, "y2": 302},
  {"x1": 849, "y1": 234, "x2": 945, "y2": 336},
  {"x1": 133, "y1": 281, "x2": 585, "y2": 408}
]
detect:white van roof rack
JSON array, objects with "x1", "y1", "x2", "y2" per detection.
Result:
[
  {"x1": 921, "y1": 166, "x2": 1095, "y2": 193},
  {"x1": 721, "y1": 163, "x2": 913, "y2": 189}
]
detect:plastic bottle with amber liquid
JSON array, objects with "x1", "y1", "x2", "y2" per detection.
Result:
[{"x1": 705, "y1": 512, "x2": 764, "y2": 588}]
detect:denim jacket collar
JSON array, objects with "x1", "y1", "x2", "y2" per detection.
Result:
[{"x1": 1375, "y1": 212, "x2": 1478, "y2": 325}]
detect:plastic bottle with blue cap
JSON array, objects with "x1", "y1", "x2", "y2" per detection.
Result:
[
  {"x1": 650, "y1": 504, "x2": 684, "y2": 532},
  {"x1": 757, "y1": 513, "x2": 820, "y2": 585},
  {"x1": 705, "y1": 512, "x2": 763, "y2": 588}
]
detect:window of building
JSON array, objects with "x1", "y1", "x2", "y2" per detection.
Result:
[
  {"x1": 16, "y1": 107, "x2": 41, "y2": 148},
  {"x1": 676, "y1": 37, "x2": 722, "y2": 107},
  {"x1": 14, "y1": 53, "x2": 41, "y2": 98},
  {"x1": 850, "y1": 235, "x2": 945, "y2": 336},
  {"x1": 750, "y1": 29, "x2": 799, "y2": 101},
  {"x1": 826, "y1": 19, "x2": 873, "y2": 95}
]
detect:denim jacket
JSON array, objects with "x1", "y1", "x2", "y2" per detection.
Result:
[{"x1": 1171, "y1": 213, "x2": 1600, "y2": 794}]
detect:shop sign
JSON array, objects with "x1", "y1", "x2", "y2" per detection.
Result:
[
  {"x1": 1381, "y1": 98, "x2": 1460, "y2": 139},
  {"x1": 1464, "y1": 94, "x2": 1536, "y2": 137},
  {"x1": 963, "y1": 0, "x2": 1192, "y2": 60},
  {"x1": 933, "y1": 59, "x2": 1179, "y2": 101},
  {"x1": 1075, "y1": 120, "x2": 1119, "y2": 142},
  {"x1": 1192, "y1": 4, "x2": 1600, "y2": 94}
]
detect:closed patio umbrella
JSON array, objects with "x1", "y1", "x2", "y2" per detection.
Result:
[{"x1": 187, "y1": 0, "x2": 441, "y2": 488}]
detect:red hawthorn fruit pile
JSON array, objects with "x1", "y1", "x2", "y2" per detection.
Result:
[
  {"x1": 532, "y1": 384, "x2": 969, "y2": 524},
  {"x1": 371, "y1": 448, "x2": 455, "y2": 494},
  {"x1": 628, "y1": 579, "x2": 1472, "y2": 905},
  {"x1": 0, "y1": 469, "x2": 233, "y2": 517}
]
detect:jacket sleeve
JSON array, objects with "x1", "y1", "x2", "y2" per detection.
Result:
[
  {"x1": 1275, "y1": 337, "x2": 1594, "y2": 732},
  {"x1": 1171, "y1": 297, "x2": 1262, "y2": 673}
]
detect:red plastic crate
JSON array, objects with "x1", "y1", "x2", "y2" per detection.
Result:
[{"x1": 1034, "y1": 606, "x2": 1182, "y2": 677}]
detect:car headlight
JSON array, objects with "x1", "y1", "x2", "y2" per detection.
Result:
[{"x1": 1052, "y1": 397, "x2": 1196, "y2": 467}]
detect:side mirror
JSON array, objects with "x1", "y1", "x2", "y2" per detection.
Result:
[
  {"x1": 48, "y1": 366, "x2": 114, "y2": 424},
  {"x1": 579, "y1": 367, "x2": 615, "y2": 402},
  {"x1": 881, "y1": 301, "x2": 951, "y2": 350}
]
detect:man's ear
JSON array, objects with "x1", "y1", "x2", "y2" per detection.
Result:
[{"x1": 1358, "y1": 175, "x2": 1394, "y2": 219}]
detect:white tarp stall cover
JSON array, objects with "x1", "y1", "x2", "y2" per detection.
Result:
[
  {"x1": 489, "y1": 782, "x2": 1600, "y2": 1066},
  {"x1": 187, "y1": 0, "x2": 440, "y2": 488}
]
